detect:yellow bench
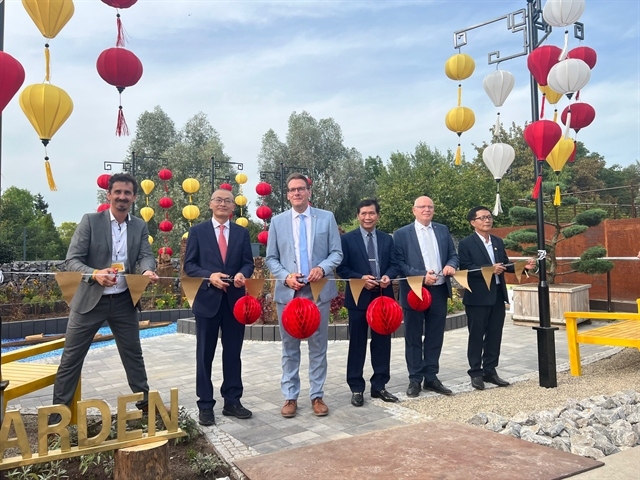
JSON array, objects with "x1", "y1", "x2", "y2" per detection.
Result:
[
  {"x1": 2, "y1": 338, "x2": 81, "y2": 423},
  {"x1": 565, "y1": 299, "x2": 640, "y2": 376}
]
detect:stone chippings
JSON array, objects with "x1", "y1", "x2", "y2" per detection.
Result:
[{"x1": 468, "y1": 391, "x2": 640, "y2": 459}]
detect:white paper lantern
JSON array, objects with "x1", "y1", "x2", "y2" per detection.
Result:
[
  {"x1": 482, "y1": 70, "x2": 515, "y2": 107},
  {"x1": 547, "y1": 58, "x2": 591, "y2": 95},
  {"x1": 543, "y1": 0, "x2": 585, "y2": 27},
  {"x1": 482, "y1": 143, "x2": 515, "y2": 216}
]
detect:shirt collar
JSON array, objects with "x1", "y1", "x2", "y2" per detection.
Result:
[
  {"x1": 360, "y1": 226, "x2": 376, "y2": 237},
  {"x1": 414, "y1": 220, "x2": 432, "y2": 230},
  {"x1": 295, "y1": 206, "x2": 311, "y2": 218},
  {"x1": 212, "y1": 218, "x2": 230, "y2": 229},
  {"x1": 109, "y1": 211, "x2": 130, "y2": 224},
  {"x1": 475, "y1": 231, "x2": 492, "y2": 244}
]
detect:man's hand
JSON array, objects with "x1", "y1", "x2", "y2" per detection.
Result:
[
  {"x1": 525, "y1": 258, "x2": 536, "y2": 270},
  {"x1": 442, "y1": 265, "x2": 456, "y2": 276},
  {"x1": 307, "y1": 266, "x2": 324, "y2": 283},
  {"x1": 424, "y1": 271, "x2": 438, "y2": 286},
  {"x1": 234, "y1": 273, "x2": 246, "y2": 288},
  {"x1": 209, "y1": 272, "x2": 230, "y2": 291},
  {"x1": 94, "y1": 268, "x2": 118, "y2": 287},
  {"x1": 361, "y1": 274, "x2": 379, "y2": 290},
  {"x1": 379, "y1": 275, "x2": 391, "y2": 289},
  {"x1": 492, "y1": 263, "x2": 507, "y2": 275},
  {"x1": 285, "y1": 274, "x2": 306, "y2": 291},
  {"x1": 143, "y1": 270, "x2": 159, "y2": 284}
]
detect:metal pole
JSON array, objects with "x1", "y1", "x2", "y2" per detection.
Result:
[
  {"x1": 210, "y1": 156, "x2": 215, "y2": 193},
  {"x1": 279, "y1": 162, "x2": 285, "y2": 212},
  {"x1": 131, "y1": 151, "x2": 137, "y2": 214}
]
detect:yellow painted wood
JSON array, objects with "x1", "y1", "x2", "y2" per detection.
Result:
[{"x1": 2, "y1": 338, "x2": 66, "y2": 364}]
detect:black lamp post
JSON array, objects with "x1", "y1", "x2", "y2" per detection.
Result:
[
  {"x1": 0, "y1": 0, "x2": 8, "y2": 431},
  {"x1": 259, "y1": 162, "x2": 310, "y2": 213},
  {"x1": 210, "y1": 156, "x2": 244, "y2": 193},
  {"x1": 453, "y1": 0, "x2": 585, "y2": 388}
]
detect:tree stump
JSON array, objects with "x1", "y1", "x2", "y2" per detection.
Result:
[{"x1": 114, "y1": 439, "x2": 170, "y2": 480}]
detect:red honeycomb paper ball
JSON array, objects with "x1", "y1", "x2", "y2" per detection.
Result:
[
  {"x1": 233, "y1": 295, "x2": 262, "y2": 325},
  {"x1": 219, "y1": 183, "x2": 233, "y2": 191},
  {"x1": 158, "y1": 220, "x2": 173, "y2": 232},
  {"x1": 282, "y1": 297, "x2": 321, "y2": 339},
  {"x1": 407, "y1": 287, "x2": 432, "y2": 311},
  {"x1": 256, "y1": 205, "x2": 272, "y2": 220},
  {"x1": 255, "y1": 182, "x2": 272, "y2": 196},
  {"x1": 158, "y1": 169, "x2": 172, "y2": 181},
  {"x1": 366, "y1": 296, "x2": 402, "y2": 335}
]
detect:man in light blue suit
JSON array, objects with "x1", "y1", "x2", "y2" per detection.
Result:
[{"x1": 266, "y1": 173, "x2": 343, "y2": 418}]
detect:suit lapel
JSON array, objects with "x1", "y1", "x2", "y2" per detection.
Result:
[
  {"x1": 102, "y1": 210, "x2": 113, "y2": 254},
  {"x1": 472, "y1": 233, "x2": 493, "y2": 265},
  {"x1": 309, "y1": 207, "x2": 317, "y2": 256},
  {"x1": 210, "y1": 221, "x2": 225, "y2": 264},
  {"x1": 356, "y1": 230, "x2": 369, "y2": 265},
  {"x1": 408, "y1": 227, "x2": 425, "y2": 270}
]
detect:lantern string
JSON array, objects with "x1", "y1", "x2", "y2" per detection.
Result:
[{"x1": 44, "y1": 44, "x2": 51, "y2": 82}]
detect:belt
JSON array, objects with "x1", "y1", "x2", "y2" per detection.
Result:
[{"x1": 102, "y1": 289, "x2": 129, "y2": 299}]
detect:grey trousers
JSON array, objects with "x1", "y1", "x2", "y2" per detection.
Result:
[{"x1": 52, "y1": 291, "x2": 149, "y2": 408}]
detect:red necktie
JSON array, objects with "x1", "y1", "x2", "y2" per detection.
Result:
[{"x1": 218, "y1": 224, "x2": 227, "y2": 262}]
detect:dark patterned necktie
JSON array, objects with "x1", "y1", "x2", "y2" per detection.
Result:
[{"x1": 367, "y1": 232, "x2": 378, "y2": 278}]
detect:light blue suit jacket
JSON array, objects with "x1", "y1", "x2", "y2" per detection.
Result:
[{"x1": 266, "y1": 207, "x2": 343, "y2": 305}]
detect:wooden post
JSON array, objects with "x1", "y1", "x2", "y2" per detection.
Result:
[{"x1": 114, "y1": 439, "x2": 170, "y2": 480}]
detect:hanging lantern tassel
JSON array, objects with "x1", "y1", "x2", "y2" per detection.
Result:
[
  {"x1": 532, "y1": 175, "x2": 542, "y2": 199},
  {"x1": 457, "y1": 84, "x2": 462, "y2": 106},
  {"x1": 563, "y1": 109, "x2": 572, "y2": 138},
  {"x1": 554, "y1": 181, "x2": 562, "y2": 206},
  {"x1": 455, "y1": 144, "x2": 462, "y2": 166},
  {"x1": 44, "y1": 44, "x2": 51, "y2": 81},
  {"x1": 540, "y1": 93, "x2": 546, "y2": 119},
  {"x1": 44, "y1": 155, "x2": 57, "y2": 191},
  {"x1": 553, "y1": 108, "x2": 558, "y2": 123},
  {"x1": 116, "y1": 13, "x2": 126, "y2": 47},
  {"x1": 116, "y1": 91, "x2": 129, "y2": 137},
  {"x1": 559, "y1": 30, "x2": 569, "y2": 61},
  {"x1": 493, "y1": 181, "x2": 502, "y2": 216},
  {"x1": 494, "y1": 112, "x2": 501, "y2": 137}
]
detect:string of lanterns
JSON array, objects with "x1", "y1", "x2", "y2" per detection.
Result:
[
  {"x1": 182, "y1": 178, "x2": 201, "y2": 236},
  {"x1": 255, "y1": 181, "x2": 273, "y2": 245},
  {"x1": 19, "y1": 0, "x2": 75, "y2": 191},
  {"x1": 234, "y1": 173, "x2": 249, "y2": 227},
  {"x1": 157, "y1": 169, "x2": 174, "y2": 256},
  {"x1": 444, "y1": 52, "x2": 475, "y2": 165}
]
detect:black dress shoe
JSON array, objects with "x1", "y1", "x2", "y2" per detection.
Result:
[
  {"x1": 198, "y1": 409, "x2": 215, "y2": 426},
  {"x1": 423, "y1": 379, "x2": 453, "y2": 396},
  {"x1": 406, "y1": 381, "x2": 421, "y2": 397},
  {"x1": 371, "y1": 389, "x2": 399, "y2": 403},
  {"x1": 222, "y1": 402, "x2": 252, "y2": 419},
  {"x1": 351, "y1": 392, "x2": 364, "y2": 407},
  {"x1": 483, "y1": 374, "x2": 510, "y2": 387},
  {"x1": 471, "y1": 376, "x2": 485, "y2": 390}
]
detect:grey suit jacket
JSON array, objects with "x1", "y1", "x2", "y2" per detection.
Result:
[
  {"x1": 265, "y1": 207, "x2": 343, "y2": 305},
  {"x1": 66, "y1": 210, "x2": 156, "y2": 314},
  {"x1": 393, "y1": 221, "x2": 459, "y2": 308}
]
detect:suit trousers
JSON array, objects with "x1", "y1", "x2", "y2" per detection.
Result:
[
  {"x1": 195, "y1": 299, "x2": 245, "y2": 410},
  {"x1": 465, "y1": 288, "x2": 506, "y2": 378},
  {"x1": 277, "y1": 285, "x2": 330, "y2": 401},
  {"x1": 53, "y1": 291, "x2": 149, "y2": 408},
  {"x1": 403, "y1": 284, "x2": 449, "y2": 383},
  {"x1": 346, "y1": 308, "x2": 391, "y2": 393}
]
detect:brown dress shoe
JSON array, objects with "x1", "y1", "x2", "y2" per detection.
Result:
[
  {"x1": 312, "y1": 397, "x2": 329, "y2": 416},
  {"x1": 281, "y1": 400, "x2": 297, "y2": 418}
]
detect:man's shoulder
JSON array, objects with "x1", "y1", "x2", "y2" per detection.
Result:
[
  {"x1": 394, "y1": 224, "x2": 414, "y2": 236},
  {"x1": 311, "y1": 207, "x2": 334, "y2": 219},
  {"x1": 459, "y1": 234, "x2": 476, "y2": 247},
  {"x1": 342, "y1": 229, "x2": 360, "y2": 242}
]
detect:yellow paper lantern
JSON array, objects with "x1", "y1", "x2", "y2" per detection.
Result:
[
  {"x1": 539, "y1": 85, "x2": 563, "y2": 105},
  {"x1": 19, "y1": 83, "x2": 73, "y2": 144},
  {"x1": 182, "y1": 232, "x2": 189, "y2": 239},
  {"x1": 445, "y1": 53, "x2": 475, "y2": 81},
  {"x1": 235, "y1": 173, "x2": 248, "y2": 185},
  {"x1": 148, "y1": 235, "x2": 154, "y2": 245},
  {"x1": 22, "y1": 0, "x2": 75, "y2": 39},
  {"x1": 140, "y1": 179, "x2": 155, "y2": 196},
  {"x1": 140, "y1": 206, "x2": 154, "y2": 222},
  {"x1": 182, "y1": 178, "x2": 200, "y2": 194},
  {"x1": 546, "y1": 137, "x2": 574, "y2": 172},
  {"x1": 235, "y1": 195, "x2": 248, "y2": 207},
  {"x1": 445, "y1": 106, "x2": 476, "y2": 134},
  {"x1": 235, "y1": 217, "x2": 249, "y2": 228},
  {"x1": 182, "y1": 204, "x2": 200, "y2": 221}
]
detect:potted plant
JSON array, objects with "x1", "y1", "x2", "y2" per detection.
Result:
[{"x1": 504, "y1": 195, "x2": 614, "y2": 326}]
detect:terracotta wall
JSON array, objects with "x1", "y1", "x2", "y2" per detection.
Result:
[{"x1": 491, "y1": 218, "x2": 640, "y2": 302}]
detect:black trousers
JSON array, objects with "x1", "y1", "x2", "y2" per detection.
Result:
[
  {"x1": 195, "y1": 299, "x2": 245, "y2": 410},
  {"x1": 465, "y1": 288, "x2": 506, "y2": 378},
  {"x1": 346, "y1": 308, "x2": 391, "y2": 393}
]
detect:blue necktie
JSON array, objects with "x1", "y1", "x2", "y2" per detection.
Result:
[{"x1": 299, "y1": 214, "x2": 310, "y2": 276}]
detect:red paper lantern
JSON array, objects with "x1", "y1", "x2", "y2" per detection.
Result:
[
  {"x1": 257, "y1": 230, "x2": 269, "y2": 245},
  {"x1": 282, "y1": 297, "x2": 321, "y2": 339},
  {"x1": 256, "y1": 205, "x2": 272, "y2": 220},
  {"x1": 307, "y1": 178, "x2": 313, "y2": 186},
  {"x1": 523, "y1": 120, "x2": 562, "y2": 160},
  {"x1": 101, "y1": 0, "x2": 138, "y2": 7},
  {"x1": 158, "y1": 246, "x2": 173, "y2": 256},
  {"x1": 97, "y1": 203, "x2": 110, "y2": 212},
  {"x1": 527, "y1": 45, "x2": 562, "y2": 86},
  {"x1": 159, "y1": 197, "x2": 173, "y2": 209},
  {"x1": 567, "y1": 46, "x2": 597, "y2": 70},
  {"x1": 0, "y1": 52, "x2": 25, "y2": 114},
  {"x1": 407, "y1": 288, "x2": 433, "y2": 312},
  {"x1": 158, "y1": 169, "x2": 173, "y2": 181},
  {"x1": 561, "y1": 103, "x2": 595, "y2": 133},
  {"x1": 159, "y1": 220, "x2": 173, "y2": 232},
  {"x1": 255, "y1": 182, "x2": 272, "y2": 196},
  {"x1": 219, "y1": 183, "x2": 233, "y2": 191},
  {"x1": 233, "y1": 295, "x2": 263, "y2": 325},
  {"x1": 96, "y1": 47, "x2": 143, "y2": 91},
  {"x1": 97, "y1": 174, "x2": 111, "y2": 190},
  {"x1": 366, "y1": 296, "x2": 403, "y2": 336}
]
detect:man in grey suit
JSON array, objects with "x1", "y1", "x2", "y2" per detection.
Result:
[
  {"x1": 51, "y1": 173, "x2": 159, "y2": 421},
  {"x1": 394, "y1": 196, "x2": 459, "y2": 397},
  {"x1": 266, "y1": 173, "x2": 343, "y2": 418}
]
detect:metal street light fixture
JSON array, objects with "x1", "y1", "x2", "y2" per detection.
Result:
[
  {"x1": 211, "y1": 156, "x2": 244, "y2": 193},
  {"x1": 259, "y1": 162, "x2": 310, "y2": 213}
]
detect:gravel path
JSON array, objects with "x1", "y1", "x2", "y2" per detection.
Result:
[{"x1": 403, "y1": 348, "x2": 640, "y2": 421}]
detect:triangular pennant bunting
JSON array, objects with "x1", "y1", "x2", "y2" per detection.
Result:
[{"x1": 55, "y1": 272, "x2": 83, "y2": 306}]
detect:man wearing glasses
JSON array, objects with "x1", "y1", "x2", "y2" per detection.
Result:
[
  {"x1": 266, "y1": 173, "x2": 343, "y2": 418},
  {"x1": 184, "y1": 188, "x2": 254, "y2": 426},
  {"x1": 458, "y1": 206, "x2": 532, "y2": 391},
  {"x1": 394, "y1": 196, "x2": 459, "y2": 397}
]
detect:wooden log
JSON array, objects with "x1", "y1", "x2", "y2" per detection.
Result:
[{"x1": 114, "y1": 439, "x2": 170, "y2": 480}]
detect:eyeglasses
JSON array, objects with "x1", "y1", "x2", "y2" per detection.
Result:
[
  {"x1": 414, "y1": 205, "x2": 434, "y2": 210},
  {"x1": 287, "y1": 187, "x2": 308, "y2": 193},
  {"x1": 210, "y1": 198, "x2": 234, "y2": 205},
  {"x1": 473, "y1": 215, "x2": 493, "y2": 222}
]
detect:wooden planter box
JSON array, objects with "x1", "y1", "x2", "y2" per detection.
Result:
[{"x1": 512, "y1": 283, "x2": 591, "y2": 328}]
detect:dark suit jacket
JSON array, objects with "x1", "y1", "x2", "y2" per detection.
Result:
[
  {"x1": 458, "y1": 233, "x2": 513, "y2": 306},
  {"x1": 66, "y1": 211, "x2": 155, "y2": 314},
  {"x1": 393, "y1": 221, "x2": 459, "y2": 308},
  {"x1": 183, "y1": 219, "x2": 254, "y2": 318},
  {"x1": 336, "y1": 228, "x2": 399, "y2": 311}
]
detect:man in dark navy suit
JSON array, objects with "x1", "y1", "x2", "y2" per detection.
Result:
[
  {"x1": 184, "y1": 188, "x2": 254, "y2": 426},
  {"x1": 337, "y1": 199, "x2": 400, "y2": 407}
]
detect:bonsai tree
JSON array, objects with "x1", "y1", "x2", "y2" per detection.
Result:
[{"x1": 504, "y1": 194, "x2": 614, "y2": 284}]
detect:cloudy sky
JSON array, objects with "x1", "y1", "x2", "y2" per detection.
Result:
[{"x1": 2, "y1": 0, "x2": 638, "y2": 226}]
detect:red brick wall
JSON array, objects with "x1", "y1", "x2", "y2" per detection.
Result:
[{"x1": 491, "y1": 218, "x2": 640, "y2": 302}]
